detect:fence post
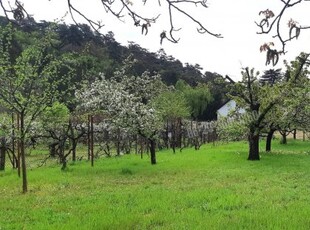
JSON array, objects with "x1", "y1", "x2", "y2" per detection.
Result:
[
  {"x1": 0, "y1": 137, "x2": 5, "y2": 171},
  {"x1": 90, "y1": 115, "x2": 94, "y2": 167}
]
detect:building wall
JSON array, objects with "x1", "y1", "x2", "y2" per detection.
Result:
[{"x1": 217, "y1": 100, "x2": 245, "y2": 118}]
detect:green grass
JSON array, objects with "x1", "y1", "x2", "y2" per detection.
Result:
[{"x1": 1, "y1": 139, "x2": 310, "y2": 229}]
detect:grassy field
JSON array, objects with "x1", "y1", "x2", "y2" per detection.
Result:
[{"x1": 1, "y1": 139, "x2": 310, "y2": 229}]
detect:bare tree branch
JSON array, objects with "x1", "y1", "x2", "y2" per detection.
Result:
[
  {"x1": 67, "y1": 0, "x2": 104, "y2": 33},
  {"x1": 0, "y1": 0, "x2": 222, "y2": 44},
  {"x1": 256, "y1": 0, "x2": 310, "y2": 59},
  {"x1": 168, "y1": 1, "x2": 222, "y2": 38}
]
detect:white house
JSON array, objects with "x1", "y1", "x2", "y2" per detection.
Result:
[{"x1": 217, "y1": 100, "x2": 246, "y2": 118}]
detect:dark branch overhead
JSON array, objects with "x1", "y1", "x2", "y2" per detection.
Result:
[
  {"x1": 0, "y1": 0, "x2": 222, "y2": 45},
  {"x1": 225, "y1": 75, "x2": 235, "y2": 84}
]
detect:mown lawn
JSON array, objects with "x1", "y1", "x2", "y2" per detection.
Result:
[{"x1": 1, "y1": 139, "x2": 310, "y2": 229}]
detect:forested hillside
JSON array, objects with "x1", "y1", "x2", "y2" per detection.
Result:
[{"x1": 0, "y1": 16, "x2": 228, "y2": 120}]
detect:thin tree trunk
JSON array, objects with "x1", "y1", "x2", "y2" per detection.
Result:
[
  {"x1": 59, "y1": 139, "x2": 67, "y2": 170},
  {"x1": 20, "y1": 112, "x2": 28, "y2": 193},
  {"x1": 69, "y1": 122, "x2": 76, "y2": 162},
  {"x1": 90, "y1": 115, "x2": 94, "y2": 167},
  {"x1": 17, "y1": 113, "x2": 21, "y2": 177},
  {"x1": 71, "y1": 139, "x2": 78, "y2": 161},
  {"x1": 87, "y1": 115, "x2": 91, "y2": 160},
  {"x1": 266, "y1": 129, "x2": 275, "y2": 152},
  {"x1": 171, "y1": 121, "x2": 176, "y2": 153},
  {"x1": 0, "y1": 138, "x2": 5, "y2": 171},
  {"x1": 177, "y1": 118, "x2": 182, "y2": 148},
  {"x1": 61, "y1": 153, "x2": 67, "y2": 171},
  {"x1": 72, "y1": 144, "x2": 76, "y2": 162},
  {"x1": 11, "y1": 113, "x2": 17, "y2": 169},
  {"x1": 293, "y1": 129, "x2": 297, "y2": 140},
  {"x1": 116, "y1": 128, "x2": 121, "y2": 156},
  {"x1": 165, "y1": 120, "x2": 169, "y2": 149},
  {"x1": 149, "y1": 138, "x2": 156, "y2": 165}
]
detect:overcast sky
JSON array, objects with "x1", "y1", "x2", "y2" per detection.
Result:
[{"x1": 3, "y1": 0, "x2": 310, "y2": 80}]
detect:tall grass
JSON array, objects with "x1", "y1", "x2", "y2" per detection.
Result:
[{"x1": 0, "y1": 139, "x2": 310, "y2": 229}]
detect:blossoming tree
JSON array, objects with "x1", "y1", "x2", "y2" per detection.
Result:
[{"x1": 77, "y1": 65, "x2": 167, "y2": 164}]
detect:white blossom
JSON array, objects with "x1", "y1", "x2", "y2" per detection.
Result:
[{"x1": 76, "y1": 71, "x2": 167, "y2": 139}]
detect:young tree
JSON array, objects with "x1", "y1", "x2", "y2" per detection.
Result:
[
  {"x1": 0, "y1": 24, "x2": 72, "y2": 192},
  {"x1": 34, "y1": 102, "x2": 86, "y2": 170}
]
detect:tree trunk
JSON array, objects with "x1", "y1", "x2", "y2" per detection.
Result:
[
  {"x1": 61, "y1": 155, "x2": 67, "y2": 170},
  {"x1": 72, "y1": 144, "x2": 76, "y2": 161},
  {"x1": 149, "y1": 138, "x2": 156, "y2": 165},
  {"x1": 59, "y1": 139, "x2": 67, "y2": 170},
  {"x1": 248, "y1": 131, "x2": 260, "y2": 160},
  {"x1": 11, "y1": 113, "x2": 17, "y2": 169},
  {"x1": 176, "y1": 118, "x2": 182, "y2": 148},
  {"x1": 293, "y1": 129, "x2": 297, "y2": 140},
  {"x1": 17, "y1": 113, "x2": 21, "y2": 177},
  {"x1": 90, "y1": 115, "x2": 94, "y2": 167},
  {"x1": 116, "y1": 128, "x2": 121, "y2": 156},
  {"x1": 171, "y1": 121, "x2": 176, "y2": 153},
  {"x1": 49, "y1": 143, "x2": 57, "y2": 157},
  {"x1": 69, "y1": 123, "x2": 76, "y2": 162},
  {"x1": 0, "y1": 138, "x2": 5, "y2": 171},
  {"x1": 71, "y1": 139, "x2": 77, "y2": 161},
  {"x1": 164, "y1": 121, "x2": 169, "y2": 149},
  {"x1": 280, "y1": 132, "x2": 287, "y2": 144},
  {"x1": 87, "y1": 115, "x2": 91, "y2": 160},
  {"x1": 266, "y1": 129, "x2": 275, "y2": 152},
  {"x1": 20, "y1": 112, "x2": 28, "y2": 193}
]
